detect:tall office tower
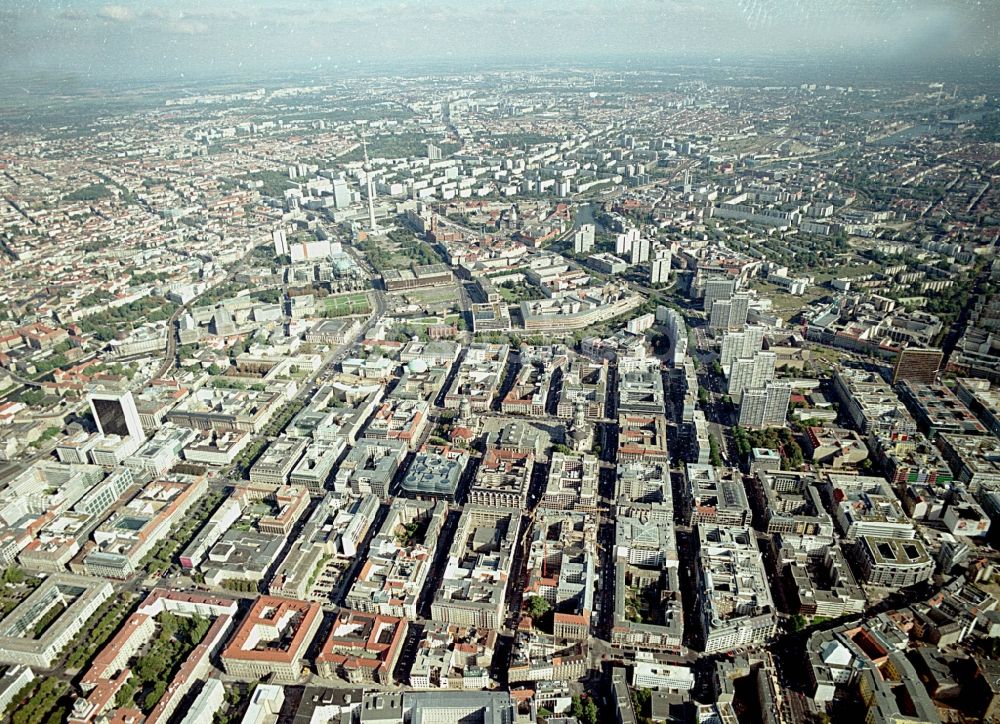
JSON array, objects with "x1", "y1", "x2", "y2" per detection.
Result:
[
  {"x1": 272, "y1": 229, "x2": 288, "y2": 256},
  {"x1": 891, "y1": 347, "x2": 944, "y2": 386},
  {"x1": 630, "y1": 237, "x2": 650, "y2": 265},
  {"x1": 88, "y1": 389, "x2": 145, "y2": 442},
  {"x1": 738, "y1": 383, "x2": 792, "y2": 429},
  {"x1": 703, "y1": 278, "x2": 736, "y2": 313},
  {"x1": 574, "y1": 224, "x2": 596, "y2": 254},
  {"x1": 649, "y1": 246, "x2": 672, "y2": 285},
  {"x1": 332, "y1": 178, "x2": 352, "y2": 209},
  {"x1": 427, "y1": 143, "x2": 442, "y2": 160},
  {"x1": 727, "y1": 351, "x2": 776, "y2": 400},
  {"x1": 720, "y1": 326, "x2": 766, "y2": 369},
  {"x1": 683, "y1": 169, "x2": 692, "y2": 194}
]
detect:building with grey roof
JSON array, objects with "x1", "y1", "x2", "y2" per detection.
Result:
[
  {"x1": 612, "y1": 507, "x2": 683, "y2": 653},
  {"x1": 334, "y1": 438, "x2": 408, "y2": 499},
  {"x1": 854, "y1": 536, "x2": 933, "y2": 588},
  {"x1": 615, "y1": 460, "x2": 670, "y2": 505},
  {"x1": 345, "y1": 499, "x2": 447, "y2": 619},
  {"x1": 269, "y1": 493, "x2": 379, "y2": 601},
  {"x1": 202, "y1": 529, "x2": 287, "y2": 589},
  {"x1": 249, "y1": 436, "x2": 309, "y2": 485},
  {"x1": 617, "y1": 368, "x2": 666, "y2": 416},
  {"x1": 398, "y1": 450, "x2": 468, "y2": 500},
  {"x1": 288, "y1": 439, "x2": 346, "y2": 492},
  {"x1": 359, "y1": 691, "x2": 516, "y2": 724},
  {"x1": 556, "y1": 358, "x2": 608, "y2": 421},
  {"x1": 751, "y1": 469, "x2": 834, "y2": 538},
  {"x1": 696, "y1": 525, "x2": 777, "y2": 654},
  {"x1": 687, "y1": 463, "x2": 751, "y2": 527},
  {"x1": 431, "y1": 505, "x2": 520, "y2": 630},
  {"x1": 0, "y1": 574, "x2": 112, "y2": 668}
]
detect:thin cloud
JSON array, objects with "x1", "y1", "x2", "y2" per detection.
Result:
[
  {"x1": 98, "y1": 5, "x2": 136, "y2": 23},
  {"x1": 166, "y1": 18, "x2": 210, "y2": 35}
]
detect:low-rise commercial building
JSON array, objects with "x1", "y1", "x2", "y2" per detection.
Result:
[
  {"x1": 897, "y1": 381, "x2": 987, "y2": 437},
  {"x1": 443, "y1": 343, "x2": 509, "y2": 412},
  {"x1": 612, "y1": 499, "x2": 684, "y2": 653},
  {"x1": 541, "y1": 452, "x2": 599, "y2": 512},
  {"x1": 398, "y1": 448, "x2": 468, "y2": 501},
  {"x1": 525, "y1": 512, "x2": 597, "y2": 641},
  {"x1": 409, "y1": 623, "x2": 496, "y2": 690},
  {"x1": 616, "y1": 414, "x2": 669, "y2": 463},
  {"x1": 431, "y1": 505, "x2": 521, "y2": 629},
  {"x1": 382, "y1": 264, "x2": 453, "y2": 291},
  {"x1": 364, "y1": 398, "x2": 430, "y2": 449},
  {"x1": 751, "y1": 470, "x2": 834, "y2": 538},
  {"x1": 316, "y1": 609, "x2": 408, "y2": 684},
  {"x1": 167, "y1": 387, "x2": 287, "y2": 434},
  {"x1": 334, "y1": 438, "x2": 408, "y2": 499},
  {"x1": 507, "y1": 630, "x2": 588, "y2": 684},
  {"x1": 288, "y1": 439, "x2": 346, "y2": 492},
  {"x1": 467, "y1": 448, "x2": 534, "y2": 509},
  {"x1": 345, "y1": 499, "x2": 447, "y2": 619},
  {"x1": 687, "y1": 464, "x2": 751, "y2": 527},
  {"x1": 80, "y1": 473, "x2": 207, "y2": 579},
  {"x1": 696, "y1": 525, "x2": 777, "y2": 654},
  {"x1": 221, "y1": 596, "x2": 323, "y2": 682},
  {"x1": 268, "y1": 493, "x2": 380, "y2": 600},
  {"x1": 0, "y1": 575, "x2": 112, "y2": 668},
  {"x1": 249, "y1": 436, "x2": 309, "y2": 486},
  {"x1": 854, "y1": 536, "x2": 933, "y2": 587},
  {"x1": 556, "y1": 359, "x2": 608, "y2": 420}
]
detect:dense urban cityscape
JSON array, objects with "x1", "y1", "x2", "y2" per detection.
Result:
[{"x1": 1, "y1": 23, "x2": 1000, "y2": 724}]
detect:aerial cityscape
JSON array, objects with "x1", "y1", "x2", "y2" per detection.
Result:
[{"x1": 0, "y1": 2, "x2": 1000, "y2": 724}]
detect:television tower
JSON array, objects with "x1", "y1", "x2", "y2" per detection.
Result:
[{"x1": 362, "y1": 136, "x2": 378, "y2": 233}]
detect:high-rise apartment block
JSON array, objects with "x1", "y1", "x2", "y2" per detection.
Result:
[
  {"x1": 649, "y1": 245, "x2": 671, "y2": 285},
  {"x1": 738, "y1": 383, "x2": 791, "y2": 429},
  {"x1": 727, "y1": 351, "x2": 776, "y2": 400},
  {"x1": 891, "y1": 347, "x2": 944, "y2": 386}
]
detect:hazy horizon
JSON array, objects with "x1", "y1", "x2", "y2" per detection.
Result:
[{"x1": 1, "y1": 0, "x2": 999, "y2": 90}]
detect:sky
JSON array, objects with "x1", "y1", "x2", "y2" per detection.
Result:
[{"x1": 0, "y1": 0, "x2": 998, "y2": 86}]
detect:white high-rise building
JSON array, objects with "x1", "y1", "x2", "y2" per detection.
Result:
[
  {"x1": 720, "y1": 326, "x2": 766, "y2": 368},
  {"x1": 738, "y1": 383, "x2": 791, "y2": 429},
  {"x1": 362, "y1": 138, "x2": 378, "y2": 233},
  {"x1": 574, "y1": 224, "x2": 596, "y2": 254},
  {"x1": 649, "y1": 245, "x2": 671, "y2": 285},
  {"x1": 727, "y1": 351, "x2": 776, "y2": 400},
  {"x1": 703, "y1": 278, "x2": 735, "y2": 312},
  {"x1": 662, "y1": 309, "x2": 688, "y2": 366},
  {"x1": 88, "y1": 389, "x2": 145, "y2": 444},
  {"x1": 616, "y1": 227, "x2": 640, "y2": 255},
  {"x1": 709, "y1": 293, "x2": 750, "y2": 331},
  {"x1": 332, "y1": 178, "x2": 352, "y2": 209},
  {"x1": 272, "y1": 229, "x2": 288, "y2": 256},
  {"x1": 630, "y1": 237, "x2": 650, "y2": 265}
]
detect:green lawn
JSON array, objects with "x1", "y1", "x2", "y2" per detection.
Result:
[
  {"x1": 141, "y1": 490, "x2": 225, "y2": 575},
  {"x1": 321, "y1": 293, "x2": 371, "y2": 317},
  {"x1": 750, "y1": 280, "x2": 827, "y2": 315},
  {"x1": 811, "y1": 262, "x2": 881, "y2": 284},
  {"x1": 114, "y1": 613, "x2": 211, "y2": 714}
]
